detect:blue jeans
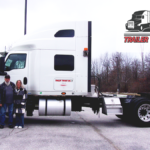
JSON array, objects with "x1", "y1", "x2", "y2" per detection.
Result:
[
  {"x1": 1, "y1": 103, "x2": 14, "y2": 126},
  {"x1": 0, "y1": 107, "x2": 2, "y2": 124},
  {"x1": 16, "y1": 114, "x2": 24, "y2": 127}
]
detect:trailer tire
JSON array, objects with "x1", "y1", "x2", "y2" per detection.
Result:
[{"x1": 132, "y1": 98, "x2": 150, "y2": 126}]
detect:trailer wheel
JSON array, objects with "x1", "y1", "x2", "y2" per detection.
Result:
[{"x1": 132, "y1": 99, "x2": 150, "y2": 126}]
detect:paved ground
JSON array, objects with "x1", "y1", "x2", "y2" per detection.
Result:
[{"x1": 0, "y1": 108, "x2": 150, "y2": 150}]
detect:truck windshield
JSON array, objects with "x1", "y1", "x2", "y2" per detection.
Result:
[
  {"x1": 5, "y1": 54, "x2": 26, "y2": 71},
  {"x1": 132, "y1": 14, "x2": 143, "y2": 19}
]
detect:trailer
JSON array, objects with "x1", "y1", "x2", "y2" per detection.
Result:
[
  {"x1": 126, "y1": 10, "x2": 150, "y2": 31},
  {"x1": 0, "y1": 21, "x2": 150, "y2": 126}
]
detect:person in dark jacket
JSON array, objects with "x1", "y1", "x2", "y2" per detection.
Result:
[
  {"x1": 0, "y1": 93, "x2": 1, "y2": 126},
  {"x1": 14, "y1": 80, "x2": 27, "y2": 129},
  {"x1": 0, "y1": 75, "x2": 16, "y2": 129}
]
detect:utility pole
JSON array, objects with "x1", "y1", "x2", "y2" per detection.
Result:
[
  {"x1": 140, "y1": 43, "x2": 144, "y2": 77},
  {"x1": 116, "y1": 57, "x2": 120, "y2": 93},
  {"x1": 24, "y1": 0, "x2": 27, "y2": 35}
]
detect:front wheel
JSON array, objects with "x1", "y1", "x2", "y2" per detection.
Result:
[
  {"x1": 116, "y1": 114, "x2": 129, "y2": 121},
  {"x1": 140, "y1": 25, "x2": 144, "y2": 31}
]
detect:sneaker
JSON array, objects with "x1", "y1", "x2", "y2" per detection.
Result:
[
  {"x1": 14, "y1": 126, "x2": 18, "y2": 129},
  {"x1": 9, "y1": 125, "x2": 14, "y2": 128},
  {"x1": 0, "y1": 125, "x2": 4, "y2": 129},
  {"x1": 18, "y1": 126, "x2": 22, "y2": 129}
]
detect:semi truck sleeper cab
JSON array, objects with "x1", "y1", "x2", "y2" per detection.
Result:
[{"x1": 0, "y1": 21, "x2": 150, "y2": 126}]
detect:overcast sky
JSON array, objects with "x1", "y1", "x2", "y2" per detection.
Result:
[{"x1": 0, "y1": 0, "x2": 150, "y2": 59}]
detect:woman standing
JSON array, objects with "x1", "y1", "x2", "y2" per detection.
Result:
[{"x1": 14, "y1": 80, "x2": 27, "y2": 129}]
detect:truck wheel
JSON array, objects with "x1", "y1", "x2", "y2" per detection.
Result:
[
  {"x1": 116, "y1": 115, "x2": 123, "y2": 119},
  {"x1": 26, "y1": 110, "x2": 33, "y2": 116},
  {"x1": 140, "y1": 25, "x2": 144, "y2": 31},
  {"x1": 116, "y1": 115, "x2": 128, "y2": 120},
  {"x1": 26, "y1": 96, "x2": 34, "y2": 116},
  {"x1": 132, "y1": 99, "x2": 150, "y2": 126}
]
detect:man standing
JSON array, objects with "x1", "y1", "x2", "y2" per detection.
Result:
[{"x1": 0, "y1": 75, "x2": 16, "y2": 129}]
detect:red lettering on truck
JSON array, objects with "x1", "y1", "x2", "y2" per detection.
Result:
[{"x1": 124, "y1": 37, "x2": 149, "y2": 43}]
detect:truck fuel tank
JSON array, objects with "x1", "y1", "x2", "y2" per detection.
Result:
[{"x1": 39, "y1": 99, "x2": 71, "y2": 116}]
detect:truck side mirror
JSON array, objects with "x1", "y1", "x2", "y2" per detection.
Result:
[{"x1": 0, "y1": 57, "x2": 7, "y2": 75}]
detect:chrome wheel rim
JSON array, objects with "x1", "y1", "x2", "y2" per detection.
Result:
[{"x1": 138, "y1": 104, "x2": 150, "y2": 122}]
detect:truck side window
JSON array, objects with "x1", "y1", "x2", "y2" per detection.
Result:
[
  {"x1": 54, "y1": 30, "x2": 74, "y2": 37},
  {"x1": 5, "y1": 54, "x2": 27, "y2": 71},
  {"x1": 54, "y1": 55, "x2": 74, "y2": 71}
]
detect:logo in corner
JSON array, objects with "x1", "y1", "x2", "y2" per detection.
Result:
[{"x1": 124, "y1": 10, "x2": 150, "y2": 43}]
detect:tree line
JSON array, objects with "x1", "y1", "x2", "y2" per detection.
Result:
[{"x1": 91, "y1": 52, "x2": 150, "y2": 93}]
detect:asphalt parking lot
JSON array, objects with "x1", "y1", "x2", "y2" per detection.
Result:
[{"x1": 0, "y1": 107, "x2": 150, "y2": 150}]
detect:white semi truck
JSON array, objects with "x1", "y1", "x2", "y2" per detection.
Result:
[{"x1": 0, "y1": 21, "x2": 150, "y2": 126}]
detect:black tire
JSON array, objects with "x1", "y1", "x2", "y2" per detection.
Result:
[
  {"x1": 116, "y1": 115, "x2": 124, "y2": 119},
  {"x1": 26, "y1": 96, "x2": 34, "y2": 116},
  {"x1": 132, "y1": 98, "x2": 150, "y2": 126},
  {"x1": 116, "y1": 114, "x2": 129, "y2": 121},
  {"x1": 140, "y1": 25, "x2": 144, "y2": 31},
  {"x1": 26, "y1": 110, "x2": 33, "y2": 116}
]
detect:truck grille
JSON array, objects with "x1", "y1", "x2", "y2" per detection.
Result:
[{"x1": 128, "y1": 21, "x2": 134, "y2": 28}]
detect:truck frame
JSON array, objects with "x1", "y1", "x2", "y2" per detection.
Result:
[{"x1": 0, "y1": 21, "x2": 150, "y2": 126}]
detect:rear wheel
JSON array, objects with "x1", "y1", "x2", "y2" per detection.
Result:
[
  {"x1": 116, "y1": 114, "x2": 129, "y2": 121},
  {"x1": 132, "y1": 99, "x2": 150, "y2": 126},
  {"x1": 116, "y1": 115, "x2": 123, "y2": 119},
  {"x1": 137, "y1": 104, "x2": 150, "y2": 122}
]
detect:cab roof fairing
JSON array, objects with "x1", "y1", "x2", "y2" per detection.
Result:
[
  {"x1": 133, "y1": 10, "x2": 146, "y2": 15},
  {"x1": 10, "y1": 21, "x2": 89, "y2": 51}
]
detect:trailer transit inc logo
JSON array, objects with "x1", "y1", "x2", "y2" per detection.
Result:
[{"x1": 124, "y1": 10, "x2": 150, "y2": 43}]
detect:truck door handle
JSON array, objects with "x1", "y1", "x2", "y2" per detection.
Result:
[{"x1": 23, "y1": 77, "x2": 27, "y2": 85}]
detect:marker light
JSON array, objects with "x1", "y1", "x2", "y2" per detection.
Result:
[
  {"x1": 84, "y1": 48, "x2": 88, "y2": 51},
  {"x1": 61, "y1": 92, "x2": 66, "y2": 95},
  {"x1": 83, "y1": 48, "x2": 88, "y2": 56}
]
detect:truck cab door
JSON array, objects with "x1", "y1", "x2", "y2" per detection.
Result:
[{"x1": 4, "y1": 51, "x2": 28, "y2": 88}]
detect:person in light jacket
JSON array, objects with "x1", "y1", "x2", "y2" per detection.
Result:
[{"x1": 14, "y1": 80, "x2": 27, "y2": 129}]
